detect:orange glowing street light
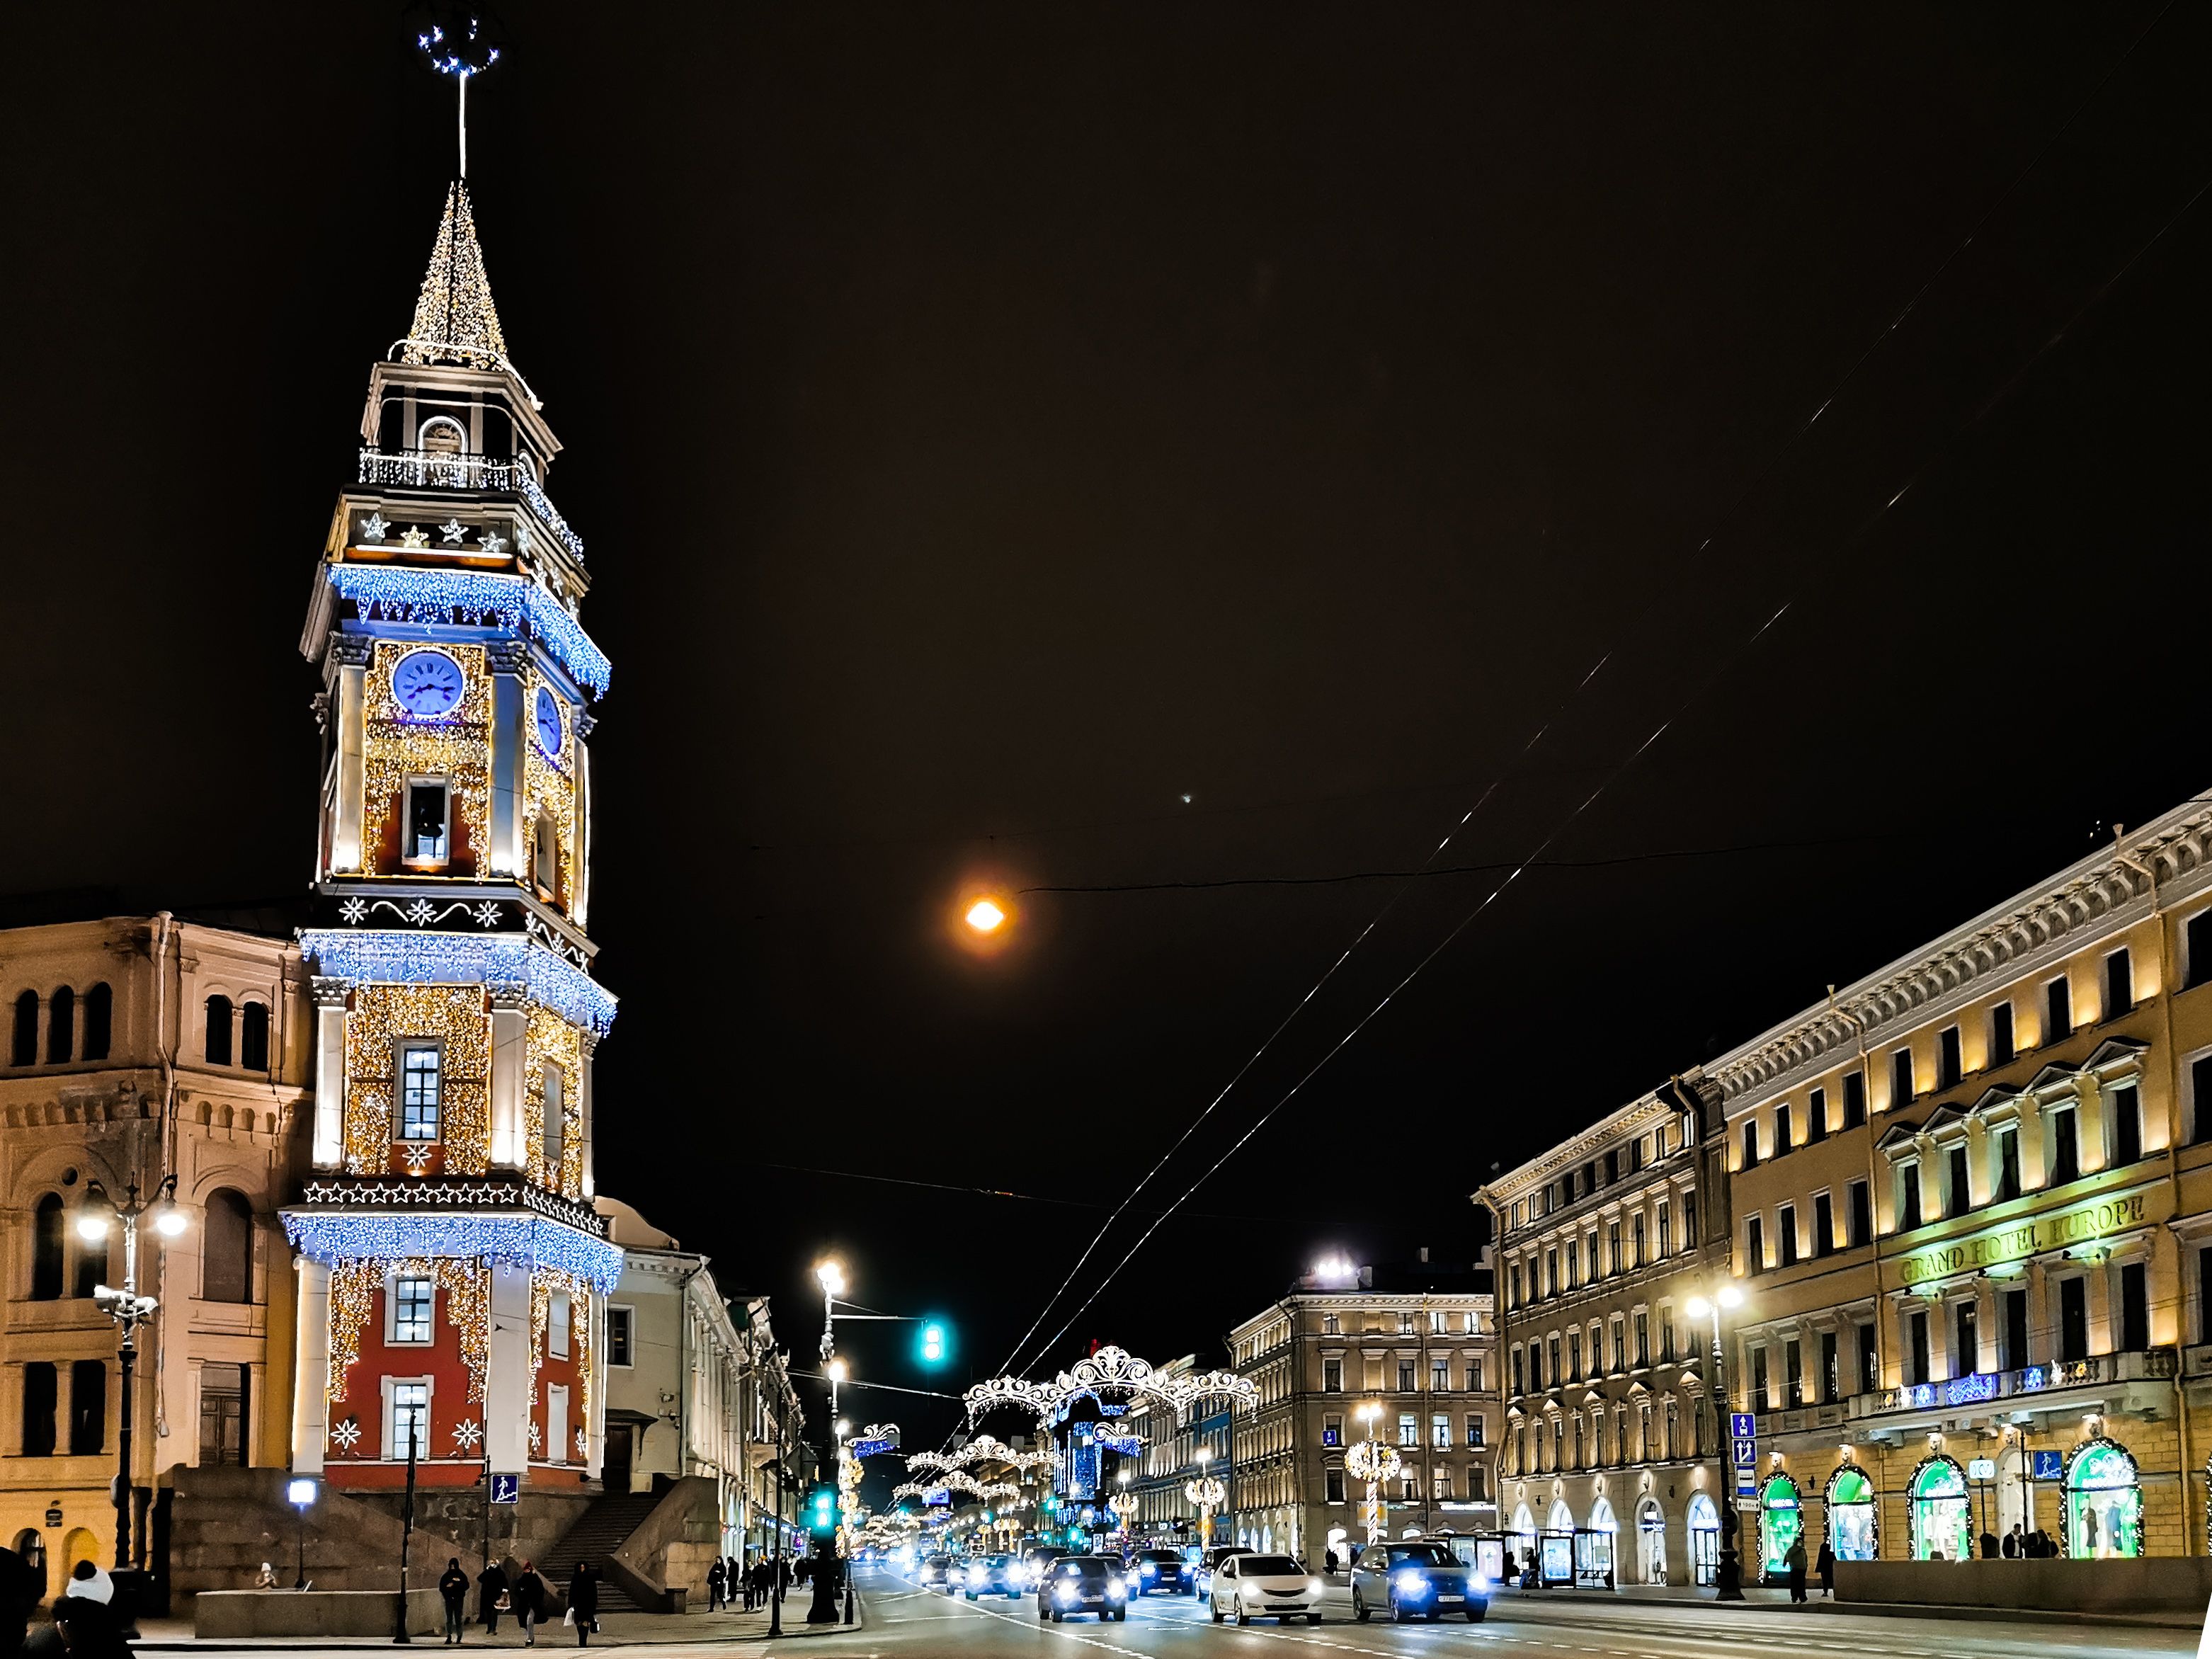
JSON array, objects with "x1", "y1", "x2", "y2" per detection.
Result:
[{"x1": 964, "y1": 898, "x2": 1006, "y2": 933}]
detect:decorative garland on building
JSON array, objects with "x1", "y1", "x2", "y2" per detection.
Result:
[
  {"x1": 328, "y1": 564, "x2": 611, "y2": 697},
  {"x1": 324, "y1": 1254, "x2": 493, "y2": 1409},
  {"x1": 285, "y1": 1211, "x2": 623, "y2": 1294},
  {"x1": 300, "y1": 930, "x2": 617, "y2": 1037},
  {"x1": 525, "y1": 1005, "x2": 585, "y2": 1199},
  {"x1": 363, "y1": 641, "x2": 493, "y2": 867},
  {"x1": 343, "y1": 984, "x2": 491, "y2": 1175}
]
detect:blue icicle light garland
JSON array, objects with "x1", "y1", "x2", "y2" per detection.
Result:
[
  {"x1": 300, "y1": 929, "x2": 617, "y2": 1037},
  {"x1": 329, "y1": 564, "x2": 612, "y2": 696},
  {"x1": 283, "y1": 1209, "x2": 622, "y2": 1295}
]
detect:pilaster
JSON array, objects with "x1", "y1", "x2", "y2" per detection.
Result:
[
  {"x1": 489, "y1": 987, "x2": 528, "y2": 1171},
  {"x1": 486, "y1": 1258, "x2": 533, "y2": 1475},
  {"x1": 329, "y1": 634, "x2": 372, "y2": 874},
  {"x1": 293, "y1": 1257, "x2": 331, "y2": 1474},
  {"x1": 311, "y1": 977, "x2": 349, "y2": 1170}
]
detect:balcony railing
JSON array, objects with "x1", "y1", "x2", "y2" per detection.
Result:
[
  {"x1": 358, "y1": 446, "x2": 586, "y2": 561},
  {"x1": 1837, "y1": 1347, "x2": 2177, "y2": 1423}
]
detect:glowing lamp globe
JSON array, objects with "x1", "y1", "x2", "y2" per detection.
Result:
[{"x1": 965, "y1": 899, "x2": 1005, "y2": 933}]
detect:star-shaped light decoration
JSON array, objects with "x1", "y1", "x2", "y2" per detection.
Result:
[
  {"x1": 404, "y1": 898, "x2": 438, "y2": 925},
  {"x1": 331, "y1": 1418, "x2": 363, "y2": 1452},
  {"x1": 440, "y1": 519, "x2": 467, "y2": 544},
  {"x1": 528, "y1": 1420, "x2": 543, "y2": 1453},
  {"x1": 452, "y1": 1419, "x2": 485, "y2": 1452},
  {"x1": 338, "y1": 897, "x2": 369, "y2": 924},
  {"x1": 575, "y1": 1427, "x2": 589, "y2": 1458},
  {"x1": 479, "y1": 530, "x2": 508, "y2": 557},
  {"x1": 360, "y1": 513, "x2": 389, "y2": 543},
  {"x1": 398, "y1": 525, "x2": 431, "y2": 549},
  {"x1": 472, "y1": 901, "x2": 503, "y2": 929}
]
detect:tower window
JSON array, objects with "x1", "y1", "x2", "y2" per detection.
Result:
[
  {"x1": 418, "y1": 415, "x2": 466, "y2": 455},
  {"x1": 399, "y1": 1044, "x2": 443, "y2": 1141},
  {"x1": 549, "y1": 1291, "x2": 571, "y2": 1359},
  {"x1": 205, "y1": 996, "x2": 234, "y2": 1066},
  {"x1": 542, "y1": 1064, "x2": 566, "y2": 1180},
  {"x1": 393, "y1": 1276, "x2": 434, "y2": 1344},
  {"x1": 83, "y1": 982, "x2": 111, "y2": 1061},
  {"x1": 389, "y1": 1381, "x2": 430, "y2": 1460},
  {"x1": 11, "y1": 991, "x2": 35, "y2": 1066},
  {"x1": 2046, "y1": 976, "x2": 2073, "y2": 1042},
  {"x1": 30, "y1": 1194, "x2": 64, "y2": 1301},
  {"x1": 405, "y1": 780, "x2": 450, "y2": 866},
  {"x1": 69, "y1": 1360, "x2": 106, "y2": 1455},
  {"x1": 21, "y1": 1362, "x2": 55, "y2": 1457},
  {"x1": 239, "y1": 1001, "x2": 270, "y2": 1073},
  {"x1": 203, "y1": 1189, "x2": 254, "y2": 1304},
  {"x1": 533, "y1": 812, "x2": 557, "y2": 896},
  {"x1": 45, "y1": 987, "x2": 73, "y2": 1064}
]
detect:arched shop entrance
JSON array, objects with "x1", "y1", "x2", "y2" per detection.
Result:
[
  {"x1": 1637, "y1": 1498, "x2": 1667, "y2": 1585},
  {"x1": 1825, "y1": 1465, "x2": 1877, "y2": 1561},
  {"x1": 1578, "y1": 1498, "x2": 1617, "y2": 1588},
  {"x1": 2064, "y1": 1439, "x2": 2143, "y2": 1559},
  {"x1": 1687, "y1": 1493, "x2": 1719, "y2": 1587},
  {"x1": 1758, "y1": 1475, "x2": 1802, "y2": 1580},
  {"x1": 1908, "y1": 1456, "x2": 1972, "y2": 1561},
  {"x1": 1508, "y1": 1503, "x2": 1537, "y2": 1573}
]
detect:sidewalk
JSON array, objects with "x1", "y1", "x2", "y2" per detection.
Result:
[
  {"x1": 1489, "y1": 1580, "x2": 2204, "y2": 1631},
  {"x1": 128, "y1": 1590, "x2": 866, "y2": 1650}
]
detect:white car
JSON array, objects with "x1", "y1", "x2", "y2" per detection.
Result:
[{"x1": 1209, "y1": 1553, "x2": 1324, "y2": 1625}]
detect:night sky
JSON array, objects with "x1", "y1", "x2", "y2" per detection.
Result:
[{"x1": 4, "y1": 4, "x2": 2210, "y2": 1466}]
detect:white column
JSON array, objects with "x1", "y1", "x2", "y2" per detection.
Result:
[
  {"x1": 490, "y1": 993, "x2": 528, "y2": 1171},
  {"x1": 487, "y1": 1260, "x2": 534, "y2": 1474},
  {"x1": 578, "y1": 1034, "x2": 596, "y2": 1198},
  {"x1": 329, "y1": 637, "x2": 371, "y2": 874},
  {"x1": 294, "y1": 1258, "x2": 331, "y2": 1474},
  {"x1": 486, "y1": 642, "x2": 526, "y2": 878},
  {"x1": 311, "y1": 979, "x2": 348, "y2": 1170},
  {"x1": 586, "y1": 1287, "x2": 606, "y2": 1478}
]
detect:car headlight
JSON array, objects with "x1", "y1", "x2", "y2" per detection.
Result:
[
  {"x1": 1307, "y1": 1578, "x2": 1324, "y2": 1595},
  {"x1": 1393, "y1": 1570, "x2": 1430, "y2": 1596},
  {"x1": 1056, "y1": 1584, "x2": 1078, "y2": 1604},
  {"x1": 1471, "y1": 1573, "x2": 1490, "y2": 1593},
  {"x1": 1107, "y1": 1578, "x2": 1127, "y2": 1599},
  {"x1": 1141, "y1": 1563, "x2": 1156, "y2": 1575}
]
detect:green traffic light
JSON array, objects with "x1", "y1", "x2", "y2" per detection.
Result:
[{"x1": 918, "y1": 1320, "x2": 950, "y2": 1367}]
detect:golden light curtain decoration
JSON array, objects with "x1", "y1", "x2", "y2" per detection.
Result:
[
  {"x1": 326, "y1": 1258, "x2": 385, "y2": 1407},
  {"x1": 400, "y1": 180, "x2": 511, "y2": 372},
  {"x1": 524, "y1": 1005, "x2": 584, "y2": 1198},
  {"x1": 363, "y1": 641, "x2": 491, "y2": 870},
  {"x1": 522, "y1": 671, "x2": 578, "y2": 907},
  {"x1": 438, "y1": 1256, "x2": 493, "y2": 1403},
  {"x1": 525, "y1": 1268, "x2": 596, "y2": 1439},
  {"x1": 326, "y1": 1256, "x2": 491, "y2": 1410},
  {"x1": 344, "y1": 984, "x2": 491, "y2": 1173}
]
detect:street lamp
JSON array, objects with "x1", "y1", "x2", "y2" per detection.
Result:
[
  {"x1": 1684, "y1": 1285, "x2": 1746, "y2": 1600},
  {"x1": 286, "y1": 1478, "x2": 317, "y2": 1590},
  {"x1": 964, "y1": 899, "x2": 1005, "y2": 933},
  {"x1": 1345, "y1": 1403, "x2": 1399, "y2": 1548},
  {"x1": 76, "y1": 1174, "x2": 186, "y2": 1575}
]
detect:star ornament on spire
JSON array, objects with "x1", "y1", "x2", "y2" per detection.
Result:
[{"x1": 412, "y1": 4, "x2": 505, "y2": 178}]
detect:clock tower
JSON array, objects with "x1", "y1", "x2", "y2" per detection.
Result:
[{"x1": 280, "y1": 175, "x2": 621, "y2": 1495}]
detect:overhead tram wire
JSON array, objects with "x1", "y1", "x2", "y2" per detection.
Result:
[
  {"x1": 993, "y1": 652, "x2": 1613, "y2": 1381},
  {"x1": 1017, "y1": 154, "x2": 2212, "y2": 1357},
  {"x1": 989, "y1": 5, "x2": 2185, "y2": 1376}
]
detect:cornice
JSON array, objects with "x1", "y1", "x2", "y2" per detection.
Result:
[{"x1": 1474, "y1": 1085, "x2": 1695, "y2": 1208}]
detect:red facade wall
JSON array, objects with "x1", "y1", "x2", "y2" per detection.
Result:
[{"x1": 326, "y1": 1279, "x2": 484, "y2": 1491}]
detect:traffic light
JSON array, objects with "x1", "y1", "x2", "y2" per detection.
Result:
[
  {"x1": 809, "y1": 1485, "x2": 837, "y2": 1534},
  {"x1": 918, "y1": 1319, "x2": 950, "y2": 1368}
]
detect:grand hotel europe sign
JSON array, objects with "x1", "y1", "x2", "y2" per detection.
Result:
[{"x1": 1892, "y1": 1182, "x2": 2160, "y2": 1289}]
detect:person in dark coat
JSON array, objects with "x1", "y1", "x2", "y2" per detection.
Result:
[
  {"x1": 729, "y1": 1556, "x2": 745, "y2": 1611},
  {"x1": 0, "y1": 1544, "x2": 40, "y2": 1655},
  {"x1": 512, "y1": 1559, "x2": 547, "y2": 1646},
  {"x1": 438, "y1": 1558, "x2": 470, "y2": 1645},
  {"x1": 31, "y1": 1563, "x2": 126, "y2": 1659},
  {"x1": 1784, "y1": 1538, "x2": 1808, "y2": 1604},
  {"x1": 707, "y1": 1556, "x2": 726, "y2": 1612},
  {"x1": 1978, "y1": 1527, "x2": 1999, "y2": 1561},
  {"x1": 2002, "y1": 1524, "x2": 2022, "y2": 1558},
  {"x1": 569, "y1": 1562, "x2": 602, "y2": 1647},
  {"x1": 478, "y1": 1559, "x2": 511, "y2": 1637}
]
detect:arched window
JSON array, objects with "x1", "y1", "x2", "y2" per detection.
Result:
[
  {"x1": 418, "y1": 415, "x2": 466, "y2": 455},
  {"x1": 201, "y1": 1190, "x2": 253, "y2": 1304},
  {"x1": 1908, "y1": 1455, "x2": 1971, "y2": 1561},
  {"x1": 1687, "y1": 1493, "x2": 1720, "y2": 1587},
  {"x1": 239, "y1": 1002, "x2": 269, "y2": 1073},
  {"x1": 2065, "y1": 1439, "x2": 2143, "y2": 1558},
  {"x1": 73, "y1": 1222, "x2": 103, "y2": 1300},
  {"x1": 205, "y1": 996, "x2": 233, "y2": 1066},
  {"x1": 11, "y1": 991, "x2": 36, "y2": 1067},
  {"x1": 1828, "y1": 1464, "x2": 1877, "y2": 1560},
  {"x1": 30, "y1": 1195, "x2": 64, "y2": 1300},
  {"x1": 1758, "y1": 1474, "x2": 1801, "y2": 1579},
  {"x1": 82, "y1": 984, "x2": 111, "y2": 1061},
  {"x1": 1636, "y1": 1498, "x2": 1667, "y2": 1585},
  {"x1": 45, "y1": 987, "x2": 73, "y2": 1064}
]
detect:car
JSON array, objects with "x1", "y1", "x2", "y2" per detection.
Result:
[
  {"x1": 964, "y1": 1553, "x2": 1024, "y2": 1600},
  {"x1": 1017, "y1": 1545, "x2": 1068, "y2": 1590},
  {"x1": 1347, "y1": 1539, "x2": 1488, "y2": 1623},
  {"x1": 1209, "y1": 1553, "x2": 1323, "y2": 1625},
  {"x1": 1192, "y1": 1544, "x2": 1255, "y2": 1599},
  {"x1": 918, "y1": 1553, "x2": 955, "y2": 1592},
  {"x1": 1038, "y1": 1554, "x2": 1131, "y2": 1622},
  {"x1": 1129, "y1": 1546, "x2": 1192, "y2": 1597}
]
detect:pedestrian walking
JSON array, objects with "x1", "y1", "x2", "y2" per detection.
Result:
[
  {"x1": 729, "y1": 1557, "x2": 744, "y2": 1610},
  {"x1": 1323, "y1": 1549, "x2": 1338, "y2": 1575},
  {"x1": 707, "y1": 1556, "x2": 726, "y2": 1612},
  {"x1": 513, "y1": 1558, "x2": 547, "y2": 1647},
  {"x1": 1784, "y1": 1537, "x2": 1808, "y2": 1604},
  {"x1": 569, "y1": 1561, "x2": 602, "y2": 1648},
  {"x1": 479, "y1": 1559, "x2": 511, "y2": 1638},
  {"x1": 439, "y1": 1558, "x2": 470, "y2": 1645},
  {"x1": 1978, "y1": 1527, "x2": 1998, "y2": 1561},
  {"x1": 741, "y1": 1556, "x2": 758, "y2": 1610},
  {"x1": 2002, "y1": 1524, "x2": 2022, "y2": 1558},
  {"x1": 1814, "y1": 1539, "x2": 1835, "y2": 1598}
]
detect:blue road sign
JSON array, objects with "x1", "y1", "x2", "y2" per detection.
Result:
[
  {"x1": 2030, "y1": 1451, "x2": 2063, "y2": 1483},
  {"x1": 1728, "y1": 1413, "x2": 1758, "y2": 1498},
  {"x1": 490, "y1": 1473, "x2": 521, "y2": 1504}
]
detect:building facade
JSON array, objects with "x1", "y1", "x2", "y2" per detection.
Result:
[
  {"x1": 1226, "y1": 1257, "x2": 1498, "y2": 1566},
  {"x1": 1, "y1": 913, "x2": 312, "y2": 1590},
  {"x1": 1474, "y1": 1081, "x2": 1733, "y2": 1587},
  {"x1": 1710, "y1": 798, "x2": 2212, "y2": 1571},
  {"x1": 280, "y1": 176, "x2": 624, "y2": 1500},
  {"x1": 1126, "y1": 1357, "x2": 1233, "y2": 1547}
]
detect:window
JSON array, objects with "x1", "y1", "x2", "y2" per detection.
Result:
[
  {"x1": 406, "y1": 780, "x2": 451, "y2": 865},
  {"x1": 542, "y1": 1064, "x2": 566, "y2": 1178},
  {"x1": 21, "y1": 1362, "x2": 55, "y2": 1457},
  {"x1": 1990, "y1": 1002, "x2": 2015, "y2": 1066},
  {"x1": 1808, "y1": 1087, "x2": 1828, "y2": 1142},
  {"x1": 1397, "y1": 1311, "x2": 1415, "y2": 1334},
  {"x1": 1842, "y1": 1069, "x2": 1867, "y2": 1128},
  {"x1": 1632, "y1": 1212, "x2": 1646, "y2": 1267},
  {"x1": 2046, "y1": 976, "x2": 2073, "y2": 1042},
  {"x1": 1397, "y1": 1359, "x2": 1415, "y2": 1391},
  {"x1": 45, "y1": 986, "x2": 72, "y2": 1064},
  {"x1": 1750, "y1": 1346, "x2": 1768, "y2": 1407},
  {"x1": 1856, "y1": 1321, "x2": 1878, "y2": 1395},
  {"x1": 390, "y1": 1381, "x2": 430, "y2": 1460},
  {"x1": 1820, "y1": 1330, "x2": 1838, "y2": 1403},
  {"x1": 1465, "y1": 1359, "x2": 1483, "y2": 1391},
  {"x1": 1898, "y1": 1162, "x2": 1922, "y2": 1230},
  {"x1": 1567, "y1": 1331, "x2": 1583, "y2": 1381},
  {"x1": 394, "y1": 1275, "x2": 434, "y2": 1344},
  {"x1": 202, "y1": 1189, "x2": 253, "y2": 1304},
  {"x1": 1682, "y1": 1193, "x2": 1697, "y2": 1248},
  {"x1": 1510, "y1": 1350, "x2": 1524, "y2": 1396},
  {"x1": 1657, "y1": 1200, "x2": 1670, "y2": 1257},
  {"x1": 1397, "y1": 1413, "x2": 1417, "y2": 1447},
  {"x1": 1432, "y1": 1413, "x2": 1451, "y2": 1449},
  {"x1": 1891, "y1": 1047, "x2": 1915, "y2": 1107},
  {"x1": 1611, "y1": 1318, "x2": 1626, "y2": 1373},
  {"x1": 550, "y1": 1292, "x2": 571, "y2": 1359},
  {"x1": 399, "y1": 1044, "x2": 442, "y2": 1141},
  {"x1": 1587, "y1": 1233, "x2": 1600, "y2": 1279},
  {"x1": 2191, "y1": 910, "x2": 2212, "y2": 988},
  {"x1": 1547, "y1": 1335, "x2": 1561, "y2": 1384},
  {"x1": 1429, "y1": 1309, "x2": 1448, "y2": 1334},
  {"x1": 1813, "y1": 1192, "x2": 1833, "y2": 1258},
  {"x1": 1431, "y1": 1357, "x2": 1449, "y2": 1392},
  {"x1": 1745, "y1": 1214, "x2": 1765, "y2": 1273},
  {"x1": 1908, "y1": 1310, "x2": 1930, "y2": 1386},
  {"x1": 1323, "y1": 1313, "x2": 1341, "y2": 1334},
  {"x1": 205, "y1": 995, "x2": 234, "y2": 1065},
  {"x1": 2004, "y1": 1289, "x2": 2029, "y2": 1369},
  {"x1": 533, "y1": 811, "x2": 557, "y2": 894},
  {"x1": 1784, "y1": 1338, "x2": 1803, "y2": 1407},
  {"x1": 1774, "y1": 1103, "x2": 1793, "y2": 1155},
  {"x1": 69, "y1": 1360, "x2": 106, "y2": 1455},
  {"x1": 1938, "y1": 1026, "x2": 1962, "y2": 1090},
  {"x1": 2195, "y1": 1054, "x2": 2212, "y2": 1146},
  {"x1": 1778, "y1": 1204, "x2": 1798, "y2": 1267},
  {"x1": 10, "y1": 991, "x2": 35, "y2": 1066},
  {"x1": 2110, "y1": 1082, "x2": 2142, "y2": 1166},
  {"x1": 1994, "y1": 1124, "x2": 2022, "y2": 1202},
  {"x1": 1325, "y1": 1468, "x2": 1345, "y2": 1503},
  {"x1": 2059, "y1": 1277, "x2": 2088, "y2": 1362},
  {"x1": 2106, "y1": 950, "x2": 2133, "y2": 1018},
  {"x1": 2120, "y1": 1261, "x2": 2148, "y2": 1351},
  {"x1": 1634, "y1": 1311, "x2": 1649, "y2": 1367},
  {"x1": 1946, "y1": 1146, "x2": 1971, "y2": 1216},
  {"x1": 1740, "y1": 1121, "x2": 1759, "y2": 1170},
  {"x1": 1322, "y1": 1357, "x2": 1342, "y2": 1393},
  {"x1": 1607, "y1": 1221, "x2": 1621, "y2": 1273},
  {"x1": 1956, "y1": 1301, "x2": 1978, "y2": 1375},
  {"x1": 419, "y1": 414, "x2": 467, "y2": 454},
  {"x1": 30, "y1": 1193, "x2": 64, "y2": 1301},
  {"x1": 82, "y1": 982, "x2": 110, "y2": 1062},
  {"x1": 607, "y1": 1306, "x2": 634, "y2": 1368},
  {"x1": 1848, "y1": 1179, "x2": 1871, "y2": 1247},
  {"x1": 2051, "y1": 1107, "x2": 2080, "y2": 1185},
  {"x1": 1466, "y1": 1415, "x2": 1484, "y2": 1447},
  {"x1": 240, "y1": 1002, "x2": 269, "y2": 1073}
]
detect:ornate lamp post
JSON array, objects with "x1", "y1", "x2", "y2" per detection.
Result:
[
  {"x1": 1686, "y1": 1286, "x2": 1746, "y2": 1600},
  {"x1": 1346, "y1": 1436, "x2": 1402, "y2": 1547},
  {"x1": 1183, "y1": 1474, "x2": 1226, "y2": 1552},
  {"x1": 76, "y1": 1174, "x2": 187, "y2": 1574}
]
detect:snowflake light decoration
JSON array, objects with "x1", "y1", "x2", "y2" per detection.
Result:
[
  {"x1": 576, "y1": 1427, "x2": 589, "y2": 1457},
  {"x1": 528, "y1": 1420, "x2": 542, "y2": 1454},
  {"x1": 338, "y1": 897, "x2": 370, "y2": 924},
  {"x1": 452, "y1": 1419, "x2": 484, "y2": 1452},
  {"x1": 331, "y1": 1418, "x2": 363, "y2": 1452},
  {"x1": 472, "y1": 901, "x2": 503, "y2": 928},
  {"x1": 479, "y1": 530, "x2": 508, "y2": 557}
]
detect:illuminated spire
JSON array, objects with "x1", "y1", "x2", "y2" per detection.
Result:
[{"x1": 399, "y1": 180, "x2": 512, "y2": 374}]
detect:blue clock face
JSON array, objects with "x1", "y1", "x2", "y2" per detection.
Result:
[
  {"x1": 392, "y1": 649, "x2": 466, "y2": 719},
  {"x1": 535, "y1": 687, "x2": 564, "y2": 756}
]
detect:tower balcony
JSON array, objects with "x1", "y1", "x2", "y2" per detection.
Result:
[{"x1": 359, "y1": 445, "x2": 585, "y2": 563}]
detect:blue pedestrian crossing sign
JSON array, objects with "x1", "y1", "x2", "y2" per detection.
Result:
[
  {"x1": 490, "y1": 1473, "x2": 520, "y2": 1504},
  {"x1": 2030, "y1": 1450, "x2": 2063, "y2": 1483}
]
